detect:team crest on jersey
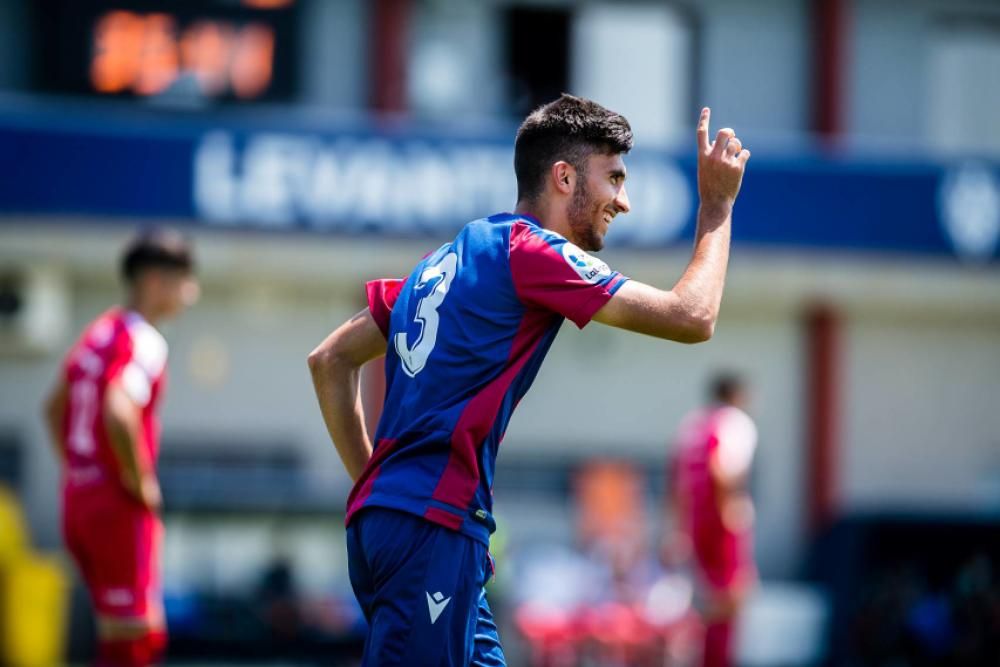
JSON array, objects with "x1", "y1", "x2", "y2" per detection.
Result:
[{"x1": 561, "y1": 243, "x2": 611, "y2": 284}]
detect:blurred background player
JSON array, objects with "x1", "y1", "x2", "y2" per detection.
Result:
[
  {"x1": 308, "y1": 95, "x2": 749, "y2": 665},
  {"x1": 41, "y1": 229, "x2": 198, "y2": 667},
  {"x1": 668, "y1": 373, "x2": 758, "y2": 667}
]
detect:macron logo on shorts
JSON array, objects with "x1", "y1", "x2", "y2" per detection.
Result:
[{"x1": 426, "y1": 591, "x2": 451, "y2": 624}]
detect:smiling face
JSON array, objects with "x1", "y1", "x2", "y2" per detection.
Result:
[{"x1": 566, "y1": 151, "x2": 631, "y2": 252}]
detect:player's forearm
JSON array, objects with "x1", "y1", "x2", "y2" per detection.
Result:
[
  {"x1": 308, "y1": 309, "x2": 387, "y2": 482},
  {"x1": 671, "y1": 201, "x2": 733, "y2": 337},
  {"x1": 667, "y1": 107, "x2": 745, "y2": 339},
  {"x1": 601, "y1": 202, "x2": 731, "y2": 343},
  {"x1": 104, "y1": 419, "x2": 147, "y2": 492},
  {"x1": 102, "y1": 390, "x2": 153, "y2": 499},
  {"x1": 309, "y1": 354, "x2": 372, "y2": 482}
]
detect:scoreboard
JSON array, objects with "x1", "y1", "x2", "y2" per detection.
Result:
[{"x1": 33, "y1": 0, "x2": 298, "y2": 103}]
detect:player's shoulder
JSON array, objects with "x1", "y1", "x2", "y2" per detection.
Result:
[
  {"x1": 460, "y1": 213, "x2": 521, "y2": 241},
  {"x1": 75, "y1": 308, "x2": 124, "y2": 353},
  {"x1": 450, "y1": 213, "x2": 541, "y2": 264},
  {"x1": 714, "y1": 406, "x2": 758, "y2": 448},
  {"x1": 462, "y1": 212, "x2": 562, "y2": 245},
  {"x1": 120, "y1": 311, "x2": 168, "y2": 374},
  {"x1": 63, "y1": 308, "x2": 131, "y2": 375}
]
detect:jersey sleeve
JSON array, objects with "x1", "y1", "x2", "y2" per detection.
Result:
[
  {"x1": 366, "y1": 279, "x2": 406, "y2": 338},
  {"x1": 713, "y1": 408, "x2": 758, "y2": 480},
  {"x1": 107, "y1": 320, "x2": 168, "y2": 408},
  {"x1": 508, "y1": 220, "x2": 629, "y2": 328}
]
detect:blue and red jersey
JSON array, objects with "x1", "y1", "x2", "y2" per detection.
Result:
[{"x1": 346, "y1": 213, "x2": 629, "y2": 544}]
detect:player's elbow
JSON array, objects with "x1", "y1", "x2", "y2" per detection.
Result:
[
  {"x1": 671, "y1": 313, "x2": 715, "y2": 344},
  {"x1": 307, "y1": 338, "x2": 352, "y2": 375},
  {"x1": 307, "y1": 345, "x2": 332, "y2": 374},
  {"x1": 692, "y1": 315, "x2": 717, "y2": 343},
  {"x1": 686, "y1": 295, "x2": 721, "y2": 342},
  {"x1": 649, "y1": 289, "x2": 716, "y2": 343}
]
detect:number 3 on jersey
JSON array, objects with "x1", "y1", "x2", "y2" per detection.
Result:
[{"x1": 395, "y1": 253, "x2": 458, "y2": 377}]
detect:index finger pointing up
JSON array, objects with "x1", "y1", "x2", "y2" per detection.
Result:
[{"x1": 697, "y1": 107, "x2": 711, "y2": 152}]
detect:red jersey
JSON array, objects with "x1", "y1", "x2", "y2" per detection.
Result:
[
  {"x1": 673, "y1": 405, "x2": 757, "y2": 591},
  {"x1": 60, "y1": 308, "x2": 168, "y2": 493}
]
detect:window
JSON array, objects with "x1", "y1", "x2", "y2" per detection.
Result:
[
  {"x1": 505, "y1": 7, "x2": 571, "y2": 118},
  {"x1": 927, "y1": 18, "x2": 1000, "y2": 153}
]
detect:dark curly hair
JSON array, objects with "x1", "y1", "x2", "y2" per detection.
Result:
[{"x1": 514, "y1": 94, "x2": 633, "y2": 203}]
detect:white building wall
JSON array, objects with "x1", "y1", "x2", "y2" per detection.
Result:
[
  {"x1": 847, "y1": 0, "x2": 1000, "y2": 152},
  {"x1": 840, "y1": 312, "x2": 1000, "y2": 510},
  {"x1": 408, "y1": 0, "x2": 505, "y2": 121},
  {"x1": 298, "y1": 0, "x2": 368, "y2": 111},
  {"x1": 696, "y1": 0, "x2": 811, "y2": 146},
  {"x1": 571, "y1": 3, "x2": 693, "y2": 146}
]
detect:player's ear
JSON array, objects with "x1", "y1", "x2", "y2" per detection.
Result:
[{"x1": 552, "y1": 161, "x2": 575, "y2": 196}]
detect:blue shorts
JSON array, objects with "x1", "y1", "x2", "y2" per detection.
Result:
[{"x1": 346, "y1": 507, "x2": 506, "y2": 667}]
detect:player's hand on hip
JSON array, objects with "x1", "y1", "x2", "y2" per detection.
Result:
[
  {"x1": 140, "y1": 476, "x2": 163, "y2": 512},
  {"x1": 696, "y1": 107, "x2": 750, "y2": 209},
  {"x1": 126, "y1": 473, "x2": 162, "y2": 512}
]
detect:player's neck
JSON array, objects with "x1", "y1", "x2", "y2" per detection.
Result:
[
  {"x1": 513, "y1": 200, "x2": 573, "y2": 241},
  {"x1": 124, "y1": 296, "x2": 161, "y2": 327}
]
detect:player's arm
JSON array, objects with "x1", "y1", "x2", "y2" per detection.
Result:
[
  {"x1": 709, "y1": 412, "x2": 758, "y2": 535},
  {"x1": 41, "y1": 378, "x2": 69, "y2": 465},
  {"x1": 710, "y1": 410, "x2": 758, "y2": 493},
  {"x1": 709, "y1": 447, "x2": 752, "y2": 494},
  {"x1": 103, "y1": 382, "x2": 161, "y2": 511},
  {"x1": 594, "y1": 107, "x2": 749, "y2": 343},
  {"x1": 307, "y1": 309, "x2": 387, "y2": 482}
]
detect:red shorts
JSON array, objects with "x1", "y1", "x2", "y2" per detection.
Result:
[
  {"x1": 62, "y1": 482, "x2": 163, "y2": 620},
  {"x1": 693, "y1": 529, "x2": 753, "y2": 592}
]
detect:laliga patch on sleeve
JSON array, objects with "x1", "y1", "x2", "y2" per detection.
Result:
[{"x1": 561, "y1": 242, "x2": 612, "y2": 284}]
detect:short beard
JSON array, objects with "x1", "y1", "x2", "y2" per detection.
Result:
[{"x1": 567, "y1": 178, "x2": 604, "y2": 252}]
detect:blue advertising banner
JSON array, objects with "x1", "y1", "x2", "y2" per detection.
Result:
[{"x1": 1, "y1": 105, "x2": 998, "y2": 262}]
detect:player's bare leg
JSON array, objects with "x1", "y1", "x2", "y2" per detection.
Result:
[{"x1": 94, "y1": 605, "x2": 167, "y2": 667}]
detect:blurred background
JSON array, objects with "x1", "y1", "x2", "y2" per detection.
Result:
[{"x1": 0, "y1": 0, "x2": 998, "y2": 665}]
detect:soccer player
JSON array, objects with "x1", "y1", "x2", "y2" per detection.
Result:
[
  {"x1": 42, "y1": 230, "x2": 198, "y2": 667},
  {"x1": 308, "y1": 94, "x2": 749, "y2": 666},
  {"x1": 669, "y1": 373, "x2": 758, "y2": 667}
]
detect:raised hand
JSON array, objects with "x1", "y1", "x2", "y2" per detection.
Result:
[{"x1": 696, "y1": 107, "x2": 750, "y2": 209}]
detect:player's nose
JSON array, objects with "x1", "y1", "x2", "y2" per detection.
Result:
[{"x1": 614, "y1": 186, "x2": 631, "y2": 215}]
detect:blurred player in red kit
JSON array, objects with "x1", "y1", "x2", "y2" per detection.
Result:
[
  {"x1": 43, "y1": 230, "x2": 198, "y2": 667},
  {"x1": 667, "y1": 373, "x2": 758, "y2": 667}
]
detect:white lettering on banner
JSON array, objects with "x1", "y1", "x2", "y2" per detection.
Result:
[
  {"x1": 194, "y1": 131, "x2": 239, "y2": 224},
  {"x1": 193, "y1": 131, "x2": 693, "y2": 245},
  {"x1": 939, "y1": 162, "x2": 1000, "y2": 262},
  {"x1": 241, "y1": 134, "x2": 317, "y2": 227}
]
